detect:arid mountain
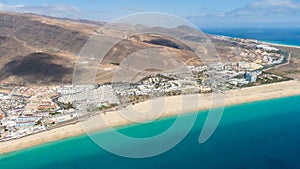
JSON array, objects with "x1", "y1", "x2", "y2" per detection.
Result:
[
  {"x1": 0, "y1": 12, "x2": 210, "y2": 85},
  {"x1": 0, "y1": 12, "x2": 100, "y2": 85},
  {"x1": 0, "y1": 12, "x2": 298, "y2": 85}
]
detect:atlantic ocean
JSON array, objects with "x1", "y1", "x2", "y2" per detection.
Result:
[{"x1": 203, "y1": 27, "x2": 300, "y2": 47}]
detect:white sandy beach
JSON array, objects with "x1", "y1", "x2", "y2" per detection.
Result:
[
  {"x1": 1, "y1": 80, "x2": 300, "y2": 154},
  {"x1": 262, "y1": 42, "x2": 300, "y2": 49}
]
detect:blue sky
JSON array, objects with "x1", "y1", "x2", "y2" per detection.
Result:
[{"x1": 0, "y1": 0, "x2": 299, "y2": 28}]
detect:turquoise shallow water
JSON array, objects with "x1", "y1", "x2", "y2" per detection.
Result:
[{"x1": 1, "y1": 95, "x2": 300, "y2": 169}]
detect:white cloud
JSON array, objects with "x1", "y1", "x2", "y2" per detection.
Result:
[
  {"x1": 0, "y1": 3, "x2": 82, "y2": 19},
  {"x1": 226, "y1": 0, "x2": 300, "y2": 16},
  {"x1": 120, "y1": 7, "x2": 144, "y2": 12},
  {"x1": 250, "y1": 0, "x2": 299, "y2": 8},
  {"x1": 195, "y1": 0, "x2": 300, "y2": 27},
  {"x1": 0, "y1": 3, "x2": 24, "y2": 11}
]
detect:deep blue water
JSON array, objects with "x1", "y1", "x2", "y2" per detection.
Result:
[
  {"x1": 202, "y1": 28, "x2": 300, "y2": 46},
  {"x1": 1, "y1": 95, "x2": 300, "y2": 169}
]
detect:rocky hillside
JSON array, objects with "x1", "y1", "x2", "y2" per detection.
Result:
[
  {"x1": 3, "y1": 12, "x2": 297, "y2": 85},
  {"x1": 0, "y1": 12, "x2": 213, "y2": 85},
  {"x1": 0, "y1": 12, "x2": 101, "y2": 84}
]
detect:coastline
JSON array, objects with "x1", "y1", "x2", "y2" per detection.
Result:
[
  {"x1": 204, "y1": 29, "x2": 300, "y2": 49},
  {"x1": 1, "y1": 80, "x2": 300, "y2": 155},
  {"x1": 261, "y1": 41, "x2": 300, "y2": 49}
]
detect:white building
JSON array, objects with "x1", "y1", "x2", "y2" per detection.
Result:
[{"x1": 244, "y1": 72, "x2": 257, "y2": 83}]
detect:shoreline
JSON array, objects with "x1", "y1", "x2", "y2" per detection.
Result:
[
  {"x1": 261, "y1": 41, "x2": 300, "y2": 49},
  {"x1": 208, "y1": 32, "x2": 300, "y2": 49},
  {"x1": 1, "y1": 80, "x2": 300, "y2": 155}
]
